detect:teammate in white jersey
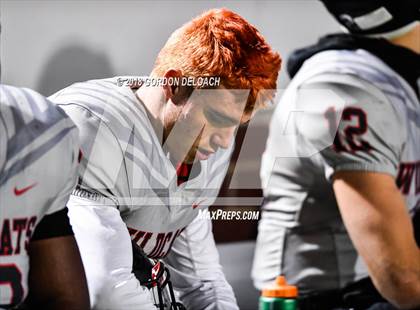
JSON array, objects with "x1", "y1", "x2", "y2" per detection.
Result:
[
  {"x1": 253, "y1": 1, "x2": 420, "y2": 309},
  {"x1": 0, "y1": 85, "x2": 89, "y2": 309},
  {"x1": 50, "y1": 8, "x2": 281, "y2": 309}
]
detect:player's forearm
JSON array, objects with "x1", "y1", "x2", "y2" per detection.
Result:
[
  {"x1": 27, "y1": 296, "x2": 89, "y2": 310},
  {"x1": 25, "y1": 283, "x2": 90, "y2": 310},
  {"x1": 27, "y1": 236, "x2": 90, "y2": 310},
  {"x1": 361, "y1": 209, "x2": 420, "y2": 308},
  {"x1": 333, "y1": 172, "x2": 420, "y2": 308},
  {"x1": 354, "y1": 201, "x2": 420, "y2": 308},
  {"x1": 371, "y1": 252, "x2": 420, "y2": 309}
]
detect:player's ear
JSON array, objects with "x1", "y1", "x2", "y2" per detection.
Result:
[
  {"x1": 162, "y1": 69, "x2": 193, "y2": 106},
  {"x1": 162, "y1": 69, "x2": 182, "y2": 102}
]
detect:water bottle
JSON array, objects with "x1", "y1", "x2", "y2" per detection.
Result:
[{"x1": 259, "y1": 276, "x2": 298, "y2": 310}]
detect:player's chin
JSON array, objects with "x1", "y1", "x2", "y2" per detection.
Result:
[
  {"x1": 182, "y1": 146, "x2": 214, "y2": 163},
  {"x1": 180, "y1": 152, "x2": 197, "y2": 164},
  {"x1": 183, "y1": 153, "x2": 207, "y2": 164},
  {"x1": 185, "y1": 155, "x2": 202, "y2": 164}
]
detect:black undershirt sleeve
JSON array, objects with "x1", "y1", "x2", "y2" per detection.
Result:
[{"x1": 31, "y1": 207, "x2": 74, "y2": 241}]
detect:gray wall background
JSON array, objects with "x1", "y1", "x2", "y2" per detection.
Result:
[
  {"x1": 0, "y1": 1, "x2": 340, "y2": 309},
  {"x1": 1, "y1": 0, "x2": 339, "y2": 94}
]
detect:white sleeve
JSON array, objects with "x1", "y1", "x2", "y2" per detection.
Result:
[
  {"x1": 163, "y1": 216, "x2": 239, "y2": 310},
  {"x1": 294, "y1": 74, "x2": 405, "y2": 179},
  {"x1": 67, "y1": 195, "x2": 155, "y2": 309}
]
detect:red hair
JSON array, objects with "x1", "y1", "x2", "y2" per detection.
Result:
[{"x1": 152, "y1": 8, "x2": 282, "y2": 111}]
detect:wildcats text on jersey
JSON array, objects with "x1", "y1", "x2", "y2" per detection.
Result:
[
  {"x1": 128, "y1": 227, "x2": 185, "y2": 259},
  {"x1": 0, "y1": 216, "x2": 37, "y2": 256},
  {"x1": 397, "y1": 161, "x2": 420, "y2": 195}
]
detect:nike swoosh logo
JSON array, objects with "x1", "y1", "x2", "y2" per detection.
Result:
[{"x1": 14, "y1": 183, "x2": 37, "y2": 196}]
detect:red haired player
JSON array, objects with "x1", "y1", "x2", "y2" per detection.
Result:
[{"x1": 50, "y1": 8, "x2": 281, "y2": 309}]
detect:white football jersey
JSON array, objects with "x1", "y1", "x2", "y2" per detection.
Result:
[
  {"x1": 50, "y1": 77, "x2": 232, "y2": 258},
  {"x1": 253, "y1": 49, "x2": 420, "y2": 293},
  {"x1": 0, "y1": 85, "x2": 79, "y2": 307}
]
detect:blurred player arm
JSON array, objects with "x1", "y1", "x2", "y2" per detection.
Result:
[
  {"x1": 295, "y1": 76, "x2": 420, "y2": 308},
  {"x1": 333, "y1": 171, "x2": 420, "y2": 309},
  {"x1": 26, "y1": 211, "x2": 90, "y2": 310},
  {"x1": 163, "y1": 216, "x2": 239, "y2": 310},
  {"x1": 25, "y1": 125, "x2": 89, "y2": 309}
]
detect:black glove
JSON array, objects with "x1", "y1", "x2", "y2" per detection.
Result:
[
  {"x1": 132, "y1": 240, "x2": 162, "y2": 287},
  {"x1": 131, "y1": 240, "x2": 186, "y2": 310}
]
